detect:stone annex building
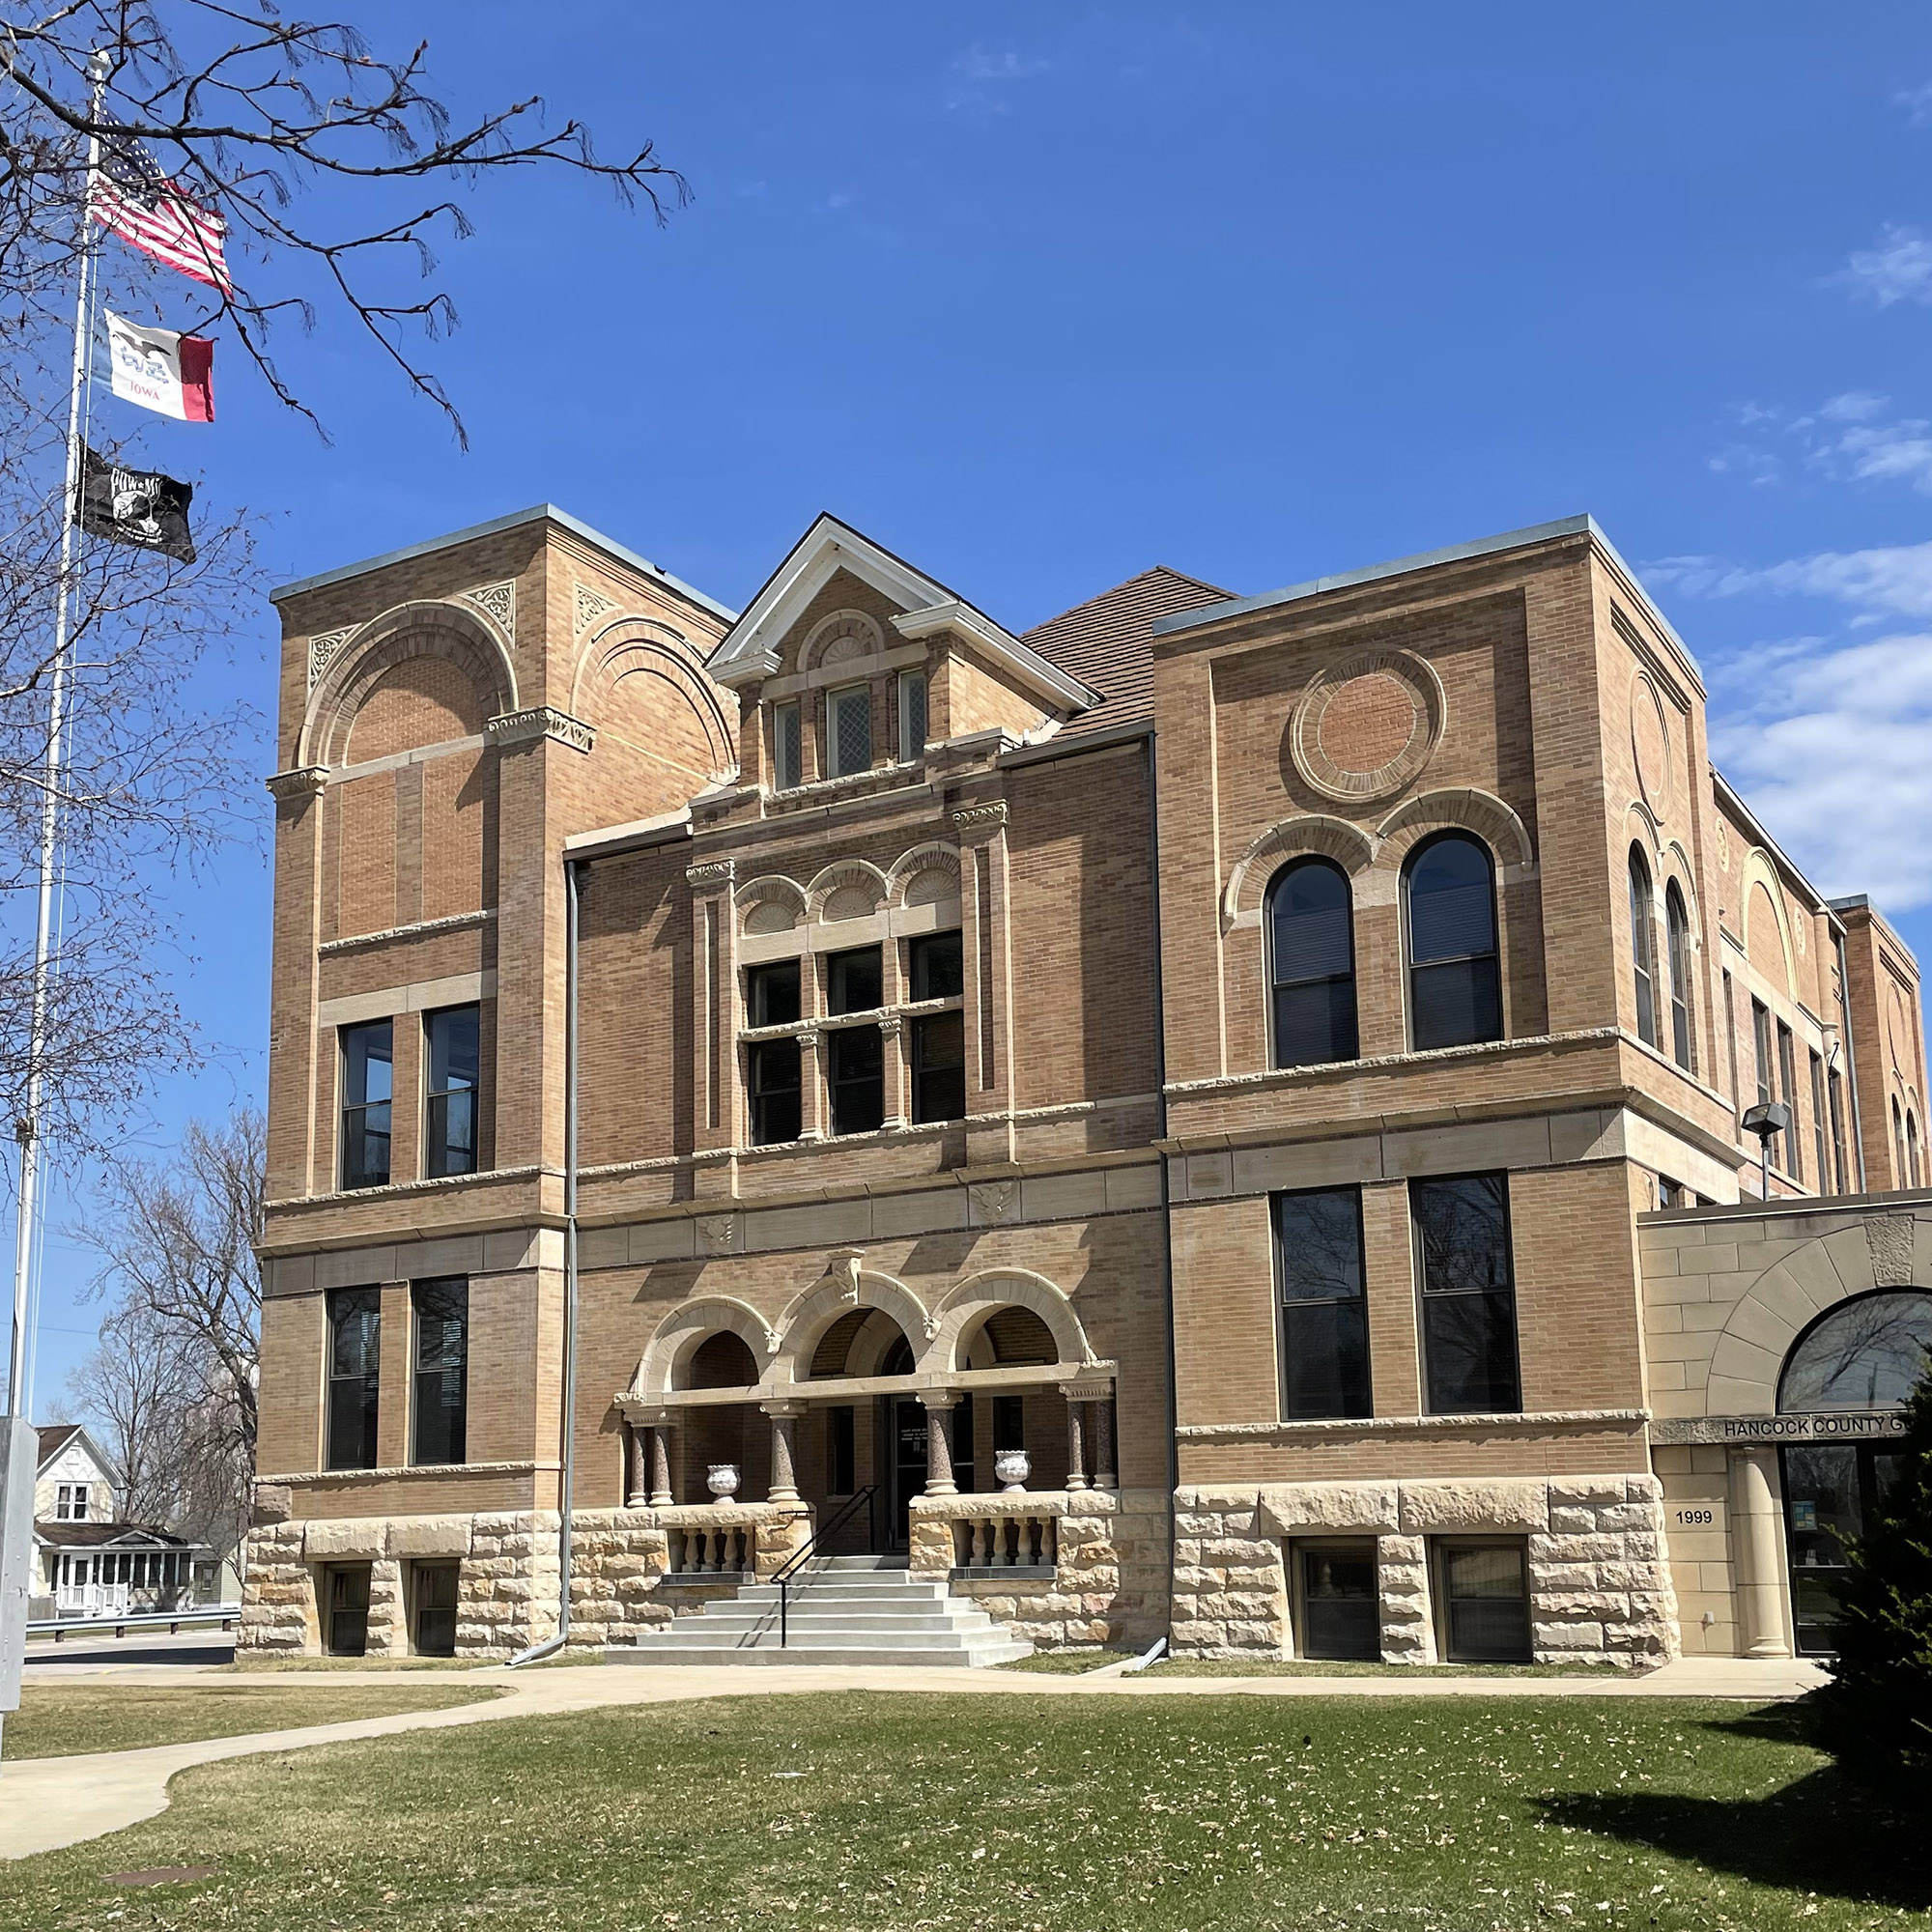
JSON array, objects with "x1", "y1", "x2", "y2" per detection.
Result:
[{"x1": 242, "y1": 506, "x2": 1932, "y2": 1669}]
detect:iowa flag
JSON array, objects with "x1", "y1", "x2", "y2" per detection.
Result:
[{"x1": 104, "y1": 310, "x2": 213, "y2": 421}]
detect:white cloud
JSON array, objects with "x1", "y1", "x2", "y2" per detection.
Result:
[
  {"x1": 1897, "y1": 82, "x2": 1932, "y2": 127},
  {"x1": 1703, "y1": 632, "x2": 1932, "y2": 907},
  {"x1": 1839, "y1": 224, "x2": 1932, "y2": 306},
  {"x1": 1703, "y1": 391, "x2": 1932, "y2": 495},
  {"x1": 947, "y1": 43, "x2": 1050, "y2": 117},
  {"x1": 1645, "y1": 542, "x2": 1932, "y2": 617}
]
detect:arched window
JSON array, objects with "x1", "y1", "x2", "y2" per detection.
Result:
[
  {"x1": 1894, "y1": 1100, "x2": 1907, "y2": 1186},
  {"x1": 1629, "y1": 847, "x2": 1659, "y2": 1049},
  {"x1": 1266, "y1": 857, "x2": 1358, "y2": 1067},
  {"x1": 1403, "y1": 833, "x2": 1502, "y2": 1051},
  {"x1": 1664, "y1": 882, "x2": 1694, "y2": 1072},
  {"x1": 1910, "y1": 1113, "x2": 1922, "y2": 1188},
  {"x1": 1779, "y1": 1290, "x2": 1932, "y2": 1412}
]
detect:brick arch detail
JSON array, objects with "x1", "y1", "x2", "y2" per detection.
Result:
[
  {"x1": 735, "y1": 872, "x2": 808, "y2": 934},
  {"x1": 1224, "y1": 814, "x2": 1378, "y2": 927},
  {"x1": 569, "y1": 617, "x2": 737, "y2": 780},
  {"x1": 800, "y1": 608, "x2": 886, "y2": 674},
  {"x1": 632, "y1": 1295, "x2": 781, "y2": 1398},
  {"x1": 1375, "y1": 786, "x2": 1534, "y2": 873},
  {"x1": 300, "y1": 599, "x2": 517, "y2": 768},
  {"x1": 805, "y1": 859, "x2": 890, "y2": 921},
  {"x1": 1739, "y1": 847, "x2": 1796, "y2": 999},
  {"x1": 930, "y1": 1267, "x2": 1097, "y2": 1375},
  {"x1": 885, "y1": 842, "x2": 962, "y2": 908},
  {"x1": 772, "y1": 1268, "x2": 934, "y2": 1386}
]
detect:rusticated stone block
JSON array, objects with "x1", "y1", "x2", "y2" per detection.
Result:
[{"x1": 1398, "y1": 1479, "x2": 1549, "y2": 1533}]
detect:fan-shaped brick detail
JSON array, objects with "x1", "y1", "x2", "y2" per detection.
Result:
[
  {"x1": 772, "y1": 1269, "x2": 935, "y2": 1386},
  {"x1": 1375, "y1": 787, "x2": 1534, "y2": 871},
  {"x1": 801, "y1": 609, "x2": 886, "y2": 673},
  {"x1": 886, "y1": 842, "x2": 963, "y2": 908},
  {"x1": 805, "y1": 861, "x2": 889, "y2": 922},
  {"x1": 823, "y1": 884, "x2": 875, "y2": 922},
  {"x1": 1223, "y1": 814, "x2": 1378, "y2": 926},
  {"x1": 736, "y1": 874, "x2": 807, "y2": 936}
]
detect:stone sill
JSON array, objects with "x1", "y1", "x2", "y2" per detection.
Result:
[
  {"x1": 659, "y1": 1571, "x2": 754, "y2": 1586},
  {"x1": 952, "y1": 1565, "x2": 1055, "y2": 1582}
]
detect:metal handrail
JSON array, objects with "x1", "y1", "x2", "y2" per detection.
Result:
[
  {"x1": 28, "y1": 1603, "x2": 241, "y2": 1641},
  {"x1": 772, "y1": 1486, "x2": 877, "y2": 1648}
]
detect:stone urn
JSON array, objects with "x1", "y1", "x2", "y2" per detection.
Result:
[
  {"x1": 706, "y1": 1463, "x2": 741, "y2": 1500},
  {"x1": 994, "y1": 1449, "x2": 1031, "y2": 1494}
]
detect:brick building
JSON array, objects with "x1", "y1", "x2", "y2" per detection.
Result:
[{"x1": 242, "y1": 507, "x2": 1932, "y2": 1667}]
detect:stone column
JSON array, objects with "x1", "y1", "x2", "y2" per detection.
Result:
[
  {"x1": 880, "y1": 1014, "x2": 909, "y2": 1130},
  {"x1": 921, "y1": 1394, "x2": 959, "y2": 1497},
  {"x1": 624, "y1": 1423, "x2": 647, "y2": 1508},
  {"x1": 1729, "y1": 1446, "x2": 1793, "y2": 1659},
  {"x1": 1063, "y1": 1392, "x2": 1089, "y2": 1492},
  {"x1": 684, "y1": 860, "x2": 738, "y2": 1187},
  {"x1": 649, "y1": 1425, "x2": 674, "y2": 1509},
  {"x1": 797, "y1": 1029, "x2": 825, "y2": 1141},
  {"x1": 763, "y1": 1402, "x2": 805, "y2": 1504},
  {"x1": 1092, "y1": 1394, "x2": 1118, "y2": 1492}
]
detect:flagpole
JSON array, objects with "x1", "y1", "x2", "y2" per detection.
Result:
[{"x1": 7, "y1": 47, "x2": 111, "y2": 1422}]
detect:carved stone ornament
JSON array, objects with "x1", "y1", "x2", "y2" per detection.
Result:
[
  {"x1": 1290, "y1": 647, "x2": 1444, "y2": 805},
  {"x1": 306, "y1": 626, "x2": 355, "y2": 692},
  {"x1": 574, "y1": 582, "x2": 620, "y2": 633},
  {"x1": 685, "y1": 860, "x2": 737, "y2": 892},
  {"x1": 484, "y1": 706, "x2": 594, "y2": 754},
  {"x1": 265, "y1": 764, "x2": 329, "y2": 803},
  {"x1": 696, "y1": 1213, "x2": 739, "y2": 1256},
  {"x1": 969, "y1": 1179, "x2": 1018, "y2": 1225},
  {"x1": 1866, "y1": 1214, "x2": 1916, "y2": 1289},
  {"x1": 952, "y1": 801, "x2": 1009, "y2": 834},
  {"x1": 824, "y1": 1246, "x2": 865, "y2": 1301},
  {"x1": 877, "y1": 1015, "x2": 905, "y2": 1038},
  {"x1": 459, "y1": 580, "x2": 516, "y2": 636}
]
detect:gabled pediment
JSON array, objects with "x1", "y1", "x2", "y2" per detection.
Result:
[{"x1": 711, "y1": 515, "x2": 1098, "y2": 711}]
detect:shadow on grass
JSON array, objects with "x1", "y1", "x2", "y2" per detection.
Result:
[{"x1": 1539, "y1": 1708, "x2": 1930, "y2": 1912}]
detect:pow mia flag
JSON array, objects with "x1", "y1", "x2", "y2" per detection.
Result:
[{"x1": 75, "y1": 443, "x2": 195, "y2": 562}]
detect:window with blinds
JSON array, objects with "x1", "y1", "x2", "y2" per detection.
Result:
[
  {"x1": 1403, "y1": 834, "x2": 1502, "y2": 1051},
  {"x1": 1265, "y1": 858, "x2": 1358, "y2": 1067}
]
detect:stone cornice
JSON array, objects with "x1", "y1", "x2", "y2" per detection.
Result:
[
  {"x1": 1176, "y1": 1407, "x2": 1650, "y2": 1444},
  {"x1": 485, "y1": 705, "x2": 594, "y2": 754},
  {"x1": 265, "y1": 764, "x2": 328, "y2": 802}
]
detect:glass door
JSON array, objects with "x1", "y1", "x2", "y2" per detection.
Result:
[
  {"x1": 412, "y1": 1562, "x2": 459, "y2": 1657},
  {"x1": 889, "y1": 1399, "x2": 927, "y2": 1549},
  {"x1": 1781, "y1": 1443, "x2": 1901, "y2": 1655}
]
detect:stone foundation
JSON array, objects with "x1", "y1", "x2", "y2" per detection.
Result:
[{"x1": 1171, "y1": 1475, "x2": 1680, "y2": 1668}]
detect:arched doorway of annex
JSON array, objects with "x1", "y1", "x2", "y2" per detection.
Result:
[{"x1": 628, "y1": 1295, "x2": 777, "y2": 1507}]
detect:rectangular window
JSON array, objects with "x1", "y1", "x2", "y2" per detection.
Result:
[
  {"x1": 1809, "y1": 1051, "x2": 1830, "y2": 1193},
  {"x1": 339, "y1": 1020, "x2": 393, "y2": 1190},
  {"x1": 993, "y1": 1394, "x2": 1025, "y2": 1453},
  {"x1": 1777, "y1": 1021, "x2": 1800, "y2": 1179},
  {"x1": 827, "y1": 685, "x2": 872, "y2": 779},
  {"x1": 772, "y1": 700, "x2": 803, "y2": 790},
  {"x1": 1751, "y1": 999, "x2": 1774, "y2": 1112},
  {"x1": 828, "y1": 1026, "x2": 885, "y2": 1136},
  {"x1": 326, "y1": 1286, "x2": 382, "y2": 1471},
  {"x1": 748, "y1": 1038, "x2": 802, "y2": 1145},
  {"x1": 1659, "y1": 1177, "x2": 1683, "y2": 1209},
  {"x1": 746, "y1": 959, "x2": 802, "y2": 1028},
  {"x1": 826, "y1": 946, "x2": 883, "y2": 1016},
  {"x1": 1273, "y1": 1188, "x2": 1371, "y2": 1419},
  {"x1": 424, "y1": 1005, "x2": 479, "y2": 1179},
  {"x1": 911, "y1": 1012, "x2": 966, "y2": 1122},
  {"x1": 1436, "y1": 1540, "x2": 1531, "y2": 1663},
  {"x1": 55, "y1": 1483, "x2": 89, "y2": 1521},
  {"x1": 324, "y1": 1563, "x2": 372, "y2": 1657},
  {"x1": 1722, "y1": 971, "x2": 1740, "y2": 1110},
  {"x1": 1829, "y1": 1068, "x2": 1850, "y2": 1193},
  {"x1": 908, "y1": 930, "x2": 963, "y2": 1002},
  {"x1": 412, "y1": 1560, "x2": 459, "y2": 1658},
  {"x1": 412, "y1": 1278, "x2": 469, "y2": 1465},
  {"x1": 1296, "y1": 1539, "x2": 1380, "y2": 1662},
  {"x1": 1411, "y1": 1174, "x2": 1521, "y2": 1414},
  {"x1": 827, "y1": 1406, "x2": 856, "y2": 1494},
  {"x1": 899, "y1": 669, "x2": 928, "y2": 758}
]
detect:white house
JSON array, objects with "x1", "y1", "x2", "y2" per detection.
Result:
[{"x1": 32, "y1": 1423, "x2": 202, "y2": 1619}]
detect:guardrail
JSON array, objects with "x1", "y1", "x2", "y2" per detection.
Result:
[{"x1": 26, "y1": 1604, "x2": 241, "y2": 1642}]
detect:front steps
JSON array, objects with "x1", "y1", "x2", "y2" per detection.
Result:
[{"x1": 608, "y1": 1555, "x2": 1033, "y2": 1667}]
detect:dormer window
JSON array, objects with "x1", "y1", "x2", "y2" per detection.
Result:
[
  {"x1": 772, "y1": 700, "x2": 802, "y2": 790},
  {"x1": 899, "y1": 669, "x2": 927, "y2": 759},
  {"x1": 827, "y1": 685, "x2": 872, "y2": 779}
]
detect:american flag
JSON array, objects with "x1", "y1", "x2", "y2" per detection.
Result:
[{"x1": 91, "y1": 117, "x2": 231, "y2": 294}]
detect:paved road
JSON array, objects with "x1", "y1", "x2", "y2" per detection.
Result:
[
  {"x1": 0, "y1": 1654, "x2": 1828, "y2": 1864},
  {"x1": 23, "y1": 1631, "x2": 237, "y2": 1673}
]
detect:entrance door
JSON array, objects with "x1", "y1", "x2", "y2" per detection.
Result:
[
  {"x1": 888, "y1": 1399, "x2": 926, "y2": 1549},
  {"x1": 325, "y1": 1563, "x2": 372, "y2": 1657},
  {"x1": 1781, "y1": 1443, "x2": 1902, "y2": 1655}
]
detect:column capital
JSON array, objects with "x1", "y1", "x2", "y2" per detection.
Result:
[
  {"x1": 685, "y1": 858, "x2": 736, "y2": 893},
  {"x1": 951, "y1": 799, "x2": 1009, "y2": 836},
  {"x1": 759, "y1": 1400, "x2": 809, "y2": 1418},
  {"x1": 265, "y1": 764, "x2": 329, "y2": 803},
  {"x1": 918, "y1": 1390, "x2": 963, "y2": 1411}
]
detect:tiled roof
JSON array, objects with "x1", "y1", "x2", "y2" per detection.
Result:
[
  {"x1": 35, "y1": 1422, "x2": 81, "y2": 1466},
  {"x1": 1022, "y1": 567, "x2": 1233, "y2": 739}
]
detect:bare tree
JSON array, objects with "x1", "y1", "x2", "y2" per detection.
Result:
[
  {"x1": 71, "y1": 1105, "x2": 263, "y2": 1548},
  {"x1": 0, "y1": 4, "x2": 685, "y2": 1154}
]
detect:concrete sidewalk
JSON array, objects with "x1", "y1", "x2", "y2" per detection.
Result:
[{"x1": 0, "y1": 1653, "x2": 1826, "y2": 1864}]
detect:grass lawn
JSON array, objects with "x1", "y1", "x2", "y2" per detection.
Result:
[
  {"x1": 1000, "y1": 1649, "x2": 1133, "y2": 1672},
  {"x1": 0, "y1": 1692, "x2": 1922, "y2": 1930},
  {"x1": 3, "y1": 1683, "x2": 499, "y2": 1760}
]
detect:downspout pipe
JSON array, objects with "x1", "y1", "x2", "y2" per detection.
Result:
[
  {"x1": 509, "y1": 856, "x2": 583, "y2": 1667},
  {"x1": 1835, "y1": 929, "x2": 1868, "y2": 1194},
  {"x1": 1145, "y1": 730, "x2": 1181, "y2": 1646}
]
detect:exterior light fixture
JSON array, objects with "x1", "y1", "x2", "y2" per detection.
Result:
[{"x1": 1741, "y1": 1099, "x2": 1792, "y2": 1200}]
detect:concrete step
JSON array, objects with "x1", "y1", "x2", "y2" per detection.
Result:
[
  {"x1": 611, "y1": 1638, "x2": 1034, "y2": 1668},
  {"x1": 684, "y1": 1612, "x2": 994, "y2": 1635}
]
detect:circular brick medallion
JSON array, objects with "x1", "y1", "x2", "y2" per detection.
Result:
[
  {"x1": 1291, "y1": 649, "x2": 1443, "y2": 804},
  {"x1": 1631, "y1": 671, "x2": 1672, "y2": 820}
]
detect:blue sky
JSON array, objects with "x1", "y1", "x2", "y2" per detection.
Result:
[{"x1": 30, "y1": 2, "x2": 1932, "y2": 1396}]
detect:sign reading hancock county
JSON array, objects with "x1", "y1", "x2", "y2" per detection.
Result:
[
  {"x1": 1651, "y1": 1410, "x2": 1909, "y2": 1446},
  {"x1": 74, "y1": 444, "x2": 195, "y2": 562}
]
